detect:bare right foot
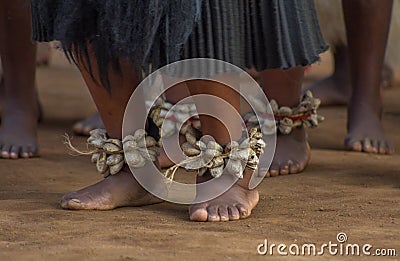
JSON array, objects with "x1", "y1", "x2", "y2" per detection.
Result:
[{"x1": 61, "y1": 167, "x2": 163, "y2": 210}]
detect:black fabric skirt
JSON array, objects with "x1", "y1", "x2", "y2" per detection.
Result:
[{"x1": 31, "y1": 0, "x2": 327, "y2": 84}]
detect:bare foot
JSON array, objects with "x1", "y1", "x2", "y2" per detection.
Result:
[
  {"x1": 189, "y1": 169, "x2": 259, "y2": 222},
  {"x1": 0, "y1": 82, "x2": 39, "y2": 159},
  {"x1": 305, "y1": 75, "x2": 350, "y2": 106},
  {"x1": 306, "y1": 65, "x2": 393, "y2": 106},
  {"x1": 72, "y1": 112, "x2": 105, "y2": 136},
  {"x1": 60, "y1": 167, "x2": 163, "y2": 210},
  {"x1": 345, "y1": 103, "x2": 393, "y2": 154},
  {"x1": 262, "y1": 127, "x2": 310, "y2": 177}
]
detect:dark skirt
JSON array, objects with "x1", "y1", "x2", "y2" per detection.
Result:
[
  {"x1": 183, "y1": 0, "x2": 328, "y2": 70},
  {"x1": 31, "y1": 0, "x2": 327, "y2": 85}
]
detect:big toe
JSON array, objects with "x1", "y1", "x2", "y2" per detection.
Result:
[
  {"x1": 1, "y1": 145, "x2": 12, "y2": 159},
  {"x1": 189, "y1": 205, "x2": 209, "y2": 222},
  {"x1": 345, "y1": 138, "x2": 362, "y2": 152},
  {"x1": 60, "y1": 193, "x2": 85, "y2": 210}
]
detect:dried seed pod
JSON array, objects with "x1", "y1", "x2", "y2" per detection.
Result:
[
  {"x1": 279, "y1": 125, "x2": 292, "y2": 135},
  {"x1": 125, "y1": 150, "x2": 145, "y2": 167},
  {"x1": 159, "y1": 108, "x2": 168, "y2": 118},
  {"x1": 226, "y1": 160, "x2": 244, "y2": 178},
  {"x1": 138, "y1": 147, "x2": 158, "y2": 161},
  {"x1": 103, "y1": 142, "x2": 122, "y2": 154},
  {"x1": 122, "y1": 135, "x2": 134, "y2": 143},
  {"x1": 184, "y1": 158, "x2": 206, "y2": 170},
  {"x1": 303, "y1": 90, "x2": 313, "y2": 98},
  {"x1": 185, "y1": 132, "x2": 197, "y2": 146},
  {"x1": 175, "y1": 112, "x2": 189, "y2": 122},
  {"x1": 179, "y1": 124, "x2": 190, "y2": 135},
  {"x1": 182, "y1": 143, "x2": 200, "y2": 156},
  {"x1": 123, "y1": 139, "x2": 138, "y2": 150},
  {"x1": 225, "y1": 141, "x2": 239, "y2": 152},
  {"x1": 106, "y1": 138, "x2": 122, "y2": 148},
  {"x1": 210, "y1": 164, "x2": 224, "y2": 178},
  {"x1": 133, "y1": 129, "x2": 146, "y2": 140},
  {"x1": 192, "y1": 120, "x2": 201, "y2": 130},
  {"x1": 91, "y1": 153, "x2": 100, "y2": 163},
  {"x1": 106, "y1": 154, "x2": 123, "y2": 166},
  {"x1": 278, "y1": 106, "x2": 292, "y2": 116},
  {"x1": 239, "y1": 138, "x2": 250, "y2": 149},
  {"x1": 160, "y1": 120, "x2": 176, "y2": 138},
  {"x1": 96, "y1": 152, "x2": 108, "y2": 174},
  {"x1": 210, "y1": 156, "x2": 224, "y2": 168},
  {"x1": 89, "y1": 138, "x2": 105, "y2": 149},
  {"x1": 246, "y1": 151, "x2": 259, "y2": 170},
  {"x1": 206, "y1": 141, "x2": 223, "y2": 152},
  {"x1": 261, "y1": 120, "x2": 276, "y2": 135},
  {"x1": 196, "y1": 140, "x2": 207, "y2": 151},
  {"x1": 270, "y1": 100, "x2": 279, "y2": 113},
  {"x1": 89, "y1": 129, "x2": 107, "y2": 137},
  {"x1": 229, "y1": 148, "x2": 250, "y2": 161},
  {"x1": 145, "y1": 136, "x2": 157, "y2": 147},
  {"x1": 109, "y1": 161, "x2": 124, "y2": 175}
]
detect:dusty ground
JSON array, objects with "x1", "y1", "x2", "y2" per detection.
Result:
[{"x1": 0, "y1": 51, "x2": 399, "y2": 260}]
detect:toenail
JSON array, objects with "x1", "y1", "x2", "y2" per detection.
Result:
[{"x1": 71, "y1": 199, "x2": 81, "y2": 203}]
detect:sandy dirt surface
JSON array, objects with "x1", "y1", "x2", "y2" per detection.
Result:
[{"x1": 0, "y1": 51, "x2": 399, "y2": 260}]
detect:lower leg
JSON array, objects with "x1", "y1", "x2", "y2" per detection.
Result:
[
  {"x1": 61, "y1": 51, "x2": 161, "y2": 210},
  {"x1": 0, "y1": 0, "x2": 38, "y2": 159},
  {"x1": 260, "y1": 67, "x2": 310, "y2": 176},
  {"x1": 343, "y1": 0, "x2": 394, "y2": 154},
  {"x1": 186, "y1": 79, "x2": 259, "y2": 222},
  {"x1": 305, "y1": 45, "x2": 351, "y2": 105}
]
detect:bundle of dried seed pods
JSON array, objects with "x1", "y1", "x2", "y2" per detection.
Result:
[
  {"x1": 65, "y1": 129, "x2": 158, "y2": 178},
  {"x1": 148, "y1": 98, "x2": 200, "y2": 142},
  {"x1": 165, "y1": 127, "x2": 266, "y2": 180},
  {"x1": 245, "y1": 91, "x2": 324, "y2": 135}
]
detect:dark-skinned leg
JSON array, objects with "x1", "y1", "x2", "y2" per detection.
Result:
[
  {"x1": 306, "y1": 45, "x2": 351, "y2": 106},
  {"x1": 260, "y1": 67, "x2": 310, "y2": 177},
  {"x1": 60, "y1": 49, "x2": 162, "y2": 210},
  {"x1": 71, "y1": 78, "x2": 190, "y2": 170},
  {"x1": 343, "y1": 0, "x2": 394, "y2": 154},
  {"x1": 186, "y1": 79, "x2": 259, "y2": 222},
  {"x1": 0, "y1": 0, "x2": 38, "y2": 159}
]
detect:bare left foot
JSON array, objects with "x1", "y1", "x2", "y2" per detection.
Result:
[
  {"x1": 0, "y1": 81, "x2": 39, "y2": 159},
  {"x1": 189, "y1": 169, "x2": 259, "y2": 222},
  {"x1": 259, "y1": 127, "x2": 310, "y2": 177}
]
